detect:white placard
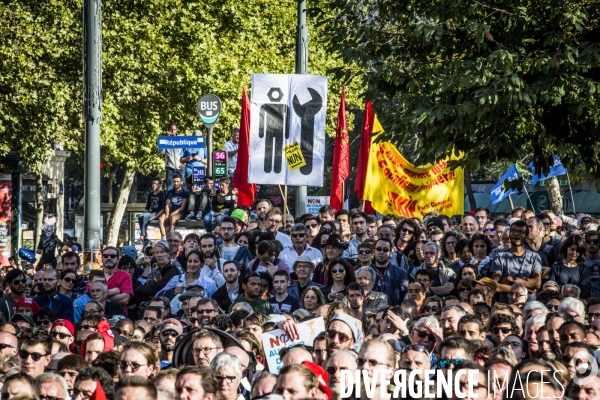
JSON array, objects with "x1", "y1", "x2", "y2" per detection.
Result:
[
  {"x1": 249, "y1": 74, "x2": 327, "y2": 187},
  {"x1": 305, "y1": 196, "x2": 330, "y2": 215},
  {"x1": 261, "y1": 317, "x2": 326, "y2": 373}
]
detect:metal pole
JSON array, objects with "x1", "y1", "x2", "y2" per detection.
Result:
[
  {"x1": 207, "y1": 126, "x2": 214, "y2": 176},
  {"x1": 83, "y1": 0, "x2": 102, "y2": 252},
  {"x1": 566, "y1": 170, "x2": 576, "y2": 214},
  {"x1": 294, "y1": 0, "x2": 308, "y2": 216}
]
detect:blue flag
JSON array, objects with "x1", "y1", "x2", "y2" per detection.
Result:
[
  {"x1": 529, "y1": 155, "x2": 567, "y2": 185},
  {"x1": 490, "y1": 164, "x2": 521, "y2": 204}
]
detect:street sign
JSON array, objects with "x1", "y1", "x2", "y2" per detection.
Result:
[
  {"x1": 157, "y1": 136, "x2": 205, "y2": 149},
  {"x1": 197, "y1": 94, "x2": 222, "y2": 128},
  {"x1": 213, "y1": 151, "x2": 228, "y2": 178},
  {"x1": 192, "y1": 166, "x2": 205, "y2": 189}
]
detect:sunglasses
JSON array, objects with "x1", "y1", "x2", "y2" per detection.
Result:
[
  {"x1": 458, "y1": 287, "x2": 470, "y2": 292},
  {"x1": 102, "y1": 253, "x2": 118, "y2": 259},
  {"x1": 326, "y1": 329, "x2": 351, "y2": 343},
  {"x1": 119, "y1": 361, "x2": 147, "y2": 372},
  {"x1": 305, "y1": 223, "x2": 318, "y2": 229},
  {"x1": 375, "y1": 247, "x2": 390, "y2": 253},
  {"x1": 415, "y1": 329, "x2": 435, "y2": 341},
  {"x1": 492, "y1": 327, "x2": 512, "y2": 334},
  {"x1": 357, "y1": 358, "x2": 389, "y2": 368},
  {"x1": 438, "y1": 358, "x2": 463, "y2": 369},
  {"x1": 189, "y1": 317, "x2": 200, "y2": 325},
  {"x1": 358, "y1": 250, "x2": 372, "y2": 255},
  {"x1": 19, "y1": 350, "x2": 48, "y2": 362},
  {"x1": 546, "y1": 304, "x2": 559, "y2": 311},
  {"x1": 12, "y1": 279, "x2": 27, "y2": 285},
  {"x1": 197, "y1": 309, "x2": 216, "y2": 314},
  {"x1": 331, "y1": 268, "x2": 345, "y2": 274},
  {"x1": 402, "y1": 344, "x2": 430, "y2": 356},
  {"x1": 291, "y1": 233, "x2": 306, "y2": 238},
  {"x1": 424, "y1": 305, "x2": 439, "y2": 312},
  {"x1": 401, "y1": 227, "x2": 414, "y2": 234},
  {"x1": 161, "y1": 330, "x2": 179, "y2": 338},
  {"x1": 587, "y1": 239, "x2": 600, "y2": 245},
  {"x1": 502, "y1": 341, "x2": 522, "y2": 348},
  {"x1": 320, "y1": 228, "x2": 332, "y2": 234},
  {"x1": 483, "y1": 228, "x2": 496, "y2": 233},
  {"x1": 37, "y1": 319, "x2": 52, "y2": 326},
  {"x1": 62, "y1": 277, "x2": 75, "y2": 283},
  {"x1": 51, "y1": 331, "x2": 72, "y2": 340}
]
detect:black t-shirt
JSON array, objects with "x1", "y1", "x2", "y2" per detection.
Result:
[
  {"x1": 212, "y1": 190, "x2": 235, "y2": 211},
  {"x1": 37, "y1": 235, "x2": 62, "y2": 264},
  {"x1": 146, "y1": 191, "x2": 166, "y2": 213},
  {"x1": 269, "y1": 294, "x2": 300, "y2": 314}
]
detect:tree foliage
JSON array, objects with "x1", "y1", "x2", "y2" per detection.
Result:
[{"x1": 319, "y1": 0, "x2": 600, "y2": 175}]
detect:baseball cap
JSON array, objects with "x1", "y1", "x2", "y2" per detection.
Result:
[
  {"x1": 51, "y1": 319, "x2": 76, "y2": 350},
  {"x1": 471, "y1": 277, "x2": 498, "y2": 292},
  {"x1": 231, "y1": 209, "x2": 248, "y2": 226},
  {"x1": 16, "y1": 297, "x2": 40, "y2": 314},
  {"x1": 179, "y1": 290, "x2": 197, "y2": 301},
  {"x1": 11, "y1": 313, "x2": 35, "y2": 327},
  {"x1": 97, "y1": 320, "x2": 115, "y2": 351},
  {"x1": 122, "y1": 245, "x2": 138, "y2": 260},
  {"x1": 160, "y1": 319, "x2": 183, "y2": 335},
  {"x1": 301, "y1": 361, "x2": 333, "y2": 400}
]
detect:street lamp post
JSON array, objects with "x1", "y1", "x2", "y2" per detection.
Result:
[
  {"x1": 295, "y1": 0, "x2": 308, "y2": 216},
  {"x1": 83, "y1": 0, "x2": 102, "y2": 251}
]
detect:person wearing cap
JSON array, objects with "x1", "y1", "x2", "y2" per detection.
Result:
[
  {"x1": 287, "y1": 256, "x2": 324, "y2": 301},
  {"x1": 229, "y1": 209, "x2": 248, "y2": 234},
  {"x1": 279, "y1": 223, "x2": 323, "y2": 268},
  {"x1": 300, "y1": 361, "x2": 333, "y2": 400},
  {"x1": 326, "y1": 313, "x2": 361, "y2": 354},
  {"x1": 274, "y1": 364, "x2": 322, "y2": 400},
  {"x1": 217, "y1": 216, "x2": 253, "y2": 270},
  {"x1": 269, "y1": 270, "x2": 300, "y2": 314},
  {"x1": 225, "y1": 127, "x2": 240, "y2": 177},
  {"x1": 12, "y1": 313, "x2": 35, "y2": 330},
  {"x1": 16, "y1": 297, "x2": 40, "y2": 317},
  {"x1": 471, "y1": 277, "x2": 497, "y2": 307},
  {"x1": 158, "y1": 319, "x2": 183, "y2": 369},
  {"x1": 50, "y1": 320, "x2": 75, "y2": 350},
  {"x1": 313, "y1": 235, "x2": 348, "y2": 285}
]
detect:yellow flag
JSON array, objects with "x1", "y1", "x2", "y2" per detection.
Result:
[{"x1": 363, "y1": 132, "x2": 464, "y2": 218}]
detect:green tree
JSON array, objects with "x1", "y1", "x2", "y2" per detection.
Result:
[{"x1": 319, "y1": 0, "x2": 600, "y2": 213}]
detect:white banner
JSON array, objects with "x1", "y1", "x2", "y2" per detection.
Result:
[
  {"x1": 261, "y1": 317, "x2": 326, "y2": 373},
  {"x1": 249, "y1": 74, "x2": 327, "y2": 187}
]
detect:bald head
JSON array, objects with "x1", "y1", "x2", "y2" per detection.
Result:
[
  {"x1": 0, "y1": 332, "x2": 18, "y2": 356},
  {"x1": 224, "y1": 346, "x2": 250, "y2": 371},
  {"x1": 282, "y1": 346, "x2": 313, "y2": 367},
  {"x1": 458, "y1": 302, "x2": 473, "y2": 315}
]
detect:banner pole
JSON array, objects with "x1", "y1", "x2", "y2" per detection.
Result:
[
  {"x1": 566, "y1": 171, "x2": 576, "y2": 214},
  {"x1": 523, "y1": 186, "x2": 535, "y2": 213},
  {"x1": 508, "y1": 194, "x2": 514, "y2": 210},
  {"x1": 284, "y1": 185, "x2": 290, "y2": 215}
]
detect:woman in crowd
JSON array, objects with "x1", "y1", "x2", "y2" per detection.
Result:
[
  {"x1": 440, "y1": 231, "x2": 463, "y2": 265},
  {"x1": 134, "y1": 241, "x2": 181, "y2": 304},
  {"x1": 419, "y1": 296, "x2": 443, "y2": 316},
  {"x1": 394, "y1": 219, "x2": 420, "y2": 253},
  {"x1": 470, "y1": 233, "x2": 493, "y2": 277},
  {"x1": 300, "y1": 286, "x2": 325, "y2": 316},
  {"x1": 321, "y1": 259, "x2": 354, "y2": 303},
  {"x1": 159, "y1": 250, "x2": 218, "y2": 298},
  {"x1": 235, "y1": 232, "x2": 256, "y2": 257},
  {"x1": 549, "y1": 234, "x2": 590, "y2": 296},
  {"x1": 357, "y1": 242, "x2": 375, "y2": 267},
  {"x1": 119, "y1": 342, "x2": 157, "y2": 379},
  {"x1": 210, "y1": 353, "x2": 244, "y2": 400}
]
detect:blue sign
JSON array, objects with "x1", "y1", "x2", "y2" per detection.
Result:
[
  {"x1": 529, "y1": 155, "x2": 568, "y2": 185},
  {"x1": 157, "y1": 136, "x2": 205, "y2": 149},
  {"x1": 192, "y1": 166, "x2": 205, "y2": 189},
  {"x1": 490, "y1": 164, "x2": 521, "y2": 205}
]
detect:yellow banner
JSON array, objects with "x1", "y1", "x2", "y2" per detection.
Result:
[{"x1": 363, "y1": 138, "x2": 464, "y2": 218}]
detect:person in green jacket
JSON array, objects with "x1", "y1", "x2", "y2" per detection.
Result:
[{"x1": 229, "y1": 271, "x2": 273, "y2": 315}]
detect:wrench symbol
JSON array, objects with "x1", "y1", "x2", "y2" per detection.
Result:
[{"x1": 292, "y1": 88, "x2": 323, "y2": 175}]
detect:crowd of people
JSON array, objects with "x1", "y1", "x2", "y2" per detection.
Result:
[{"x1": 2, "y1": 198, "x2": 600, "y2": 400}]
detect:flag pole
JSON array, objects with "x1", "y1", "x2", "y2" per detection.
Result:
[
  {"x1": 508, "y1": 194, "x2": 514, "y2": 210},
  {"x1": 523, "y1": 186, "x2": 535, "y2": 212},
  {"x1": 566, "y1": 170, "x2": 576, "y2": 214},
  {"x1": 284, "y1": 185, "x2": 289, "y2": 215}
]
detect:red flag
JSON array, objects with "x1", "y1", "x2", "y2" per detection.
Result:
[
  {"x1": 231, "y1": 88, "x2": 256, "y2": 207},
  {"x1": 330, "y1": 87, "x2": 350, "y2": 212},
  {"x1": 355, "y1": 101, "x2": 375, "y2": 214},
  {"x1": 90, "y1": 382, "x2": 107, "y2": 400}
]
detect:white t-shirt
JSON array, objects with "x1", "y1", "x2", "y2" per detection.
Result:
[
  {"x1": 224, "y1": 140, "x2": 238, "y2": 173},
  {"x1": 221, "y1": 245, "x2": 240, "y2": 261}
]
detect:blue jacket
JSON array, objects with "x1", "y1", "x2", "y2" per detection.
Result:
[
  {"x1": 35, "y1": 291, "x2": 75, "y2": 323},
  {"x1": 372, "y1": 263, "x2": 410, "y2": 306},
  {"x1": 287, "y1": 281, "x2": 323, "y2": 301}
]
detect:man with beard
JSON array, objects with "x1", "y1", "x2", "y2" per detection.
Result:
[
  {"x1": 325, "y1": 350, "x2": 358, "y2": 400},
  {"x1": 326, "y1": 313, "x2": 361, "y2": 355},
  {"x1": 407, "y1": 281, "x2": 426, "y2": 309},
  {"x1": 255, "y1": 199, "x2": 272, "y2": 230},
  {"x1": 279, "y1": 223, "x2": 323, "y2": 267},
  {"x1": 343, "y1": 212, "x2": 369, "y2": 261},
  {"x1": 525, "y1": 216, "x2": 558, "y2": 279},
  {"x1": 199, "y1": 233, "x2": 226, "y2": 287},
  {"x1": 211, "y1": 261, "x2": 240, "y2": 313},
  {"x1": 410, "y1": 242, "x2": 456, "y2": 297},
  {"x1": 509, "y1": 283, "x2": 529, "y2": 308},
  {"x1": 229, "y1": 272, "x2": 273, "y2": 315},
  {"x1": 195, "y1": 299, "x2": 219, "y2": 326},
  {"x1": 269, "y1": 270, "x2": 300, "y2": 314},
  {"x1": 491, "y1": 220, "x2": 542, "y2": 303},
  {"x1": 539, "y1": 212, "x2": 564, "y2": 254},
  {"x1": 345, "y1": 283, "x2": 366, "y2": 325},
  {"x1": 101, "y1": 246, "x2": 133, "y2": 307},
  {"x1": 35, "y1": 269, "x2": 74, "y2": 322},
  {"x1": 158, "y1": 319, "x2": 183, "y2": 369},
  {"x1": 218, "y1": 217, "x2": 252, "y2": 270},
  {"x1": 439, "y1": 304, "x2": 466, "y2": 338},
  {"x1": 264, "y1": 208, "x2": 292, "y2": 248},
  {"x1": 0, "y1": 269, "x2": 27, "y2": 321},
  {"x1": 371, "y1": 238, "x2": 409, "y2": 306}
]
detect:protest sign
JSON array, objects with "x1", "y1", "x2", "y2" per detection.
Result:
[
  {"x1": 305, "y1": 196, "x2": 330, "y2": 215},
  {"x1": 261, "y1": 317, "x2": 325, "y2": 373}
]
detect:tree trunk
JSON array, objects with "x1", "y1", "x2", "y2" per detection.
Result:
[
  {"x1": 128, "y1": 173, "x2": 137, "y2": 203},
  {"x1": 34, "y1": 172, "x2": 44, "y2": 251},
  {"x1": 106, "y1": 168, "x2": 136, "y2": 246},
  {"x1": 107, "y1": 164, "x2": 120, "y2": 204},
  {"x1": 464, "y1": 168, "x2": 477, "y2": 211},
  {"x1": 546, "y1": 176, "x2": 564, "y2": 215}
]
